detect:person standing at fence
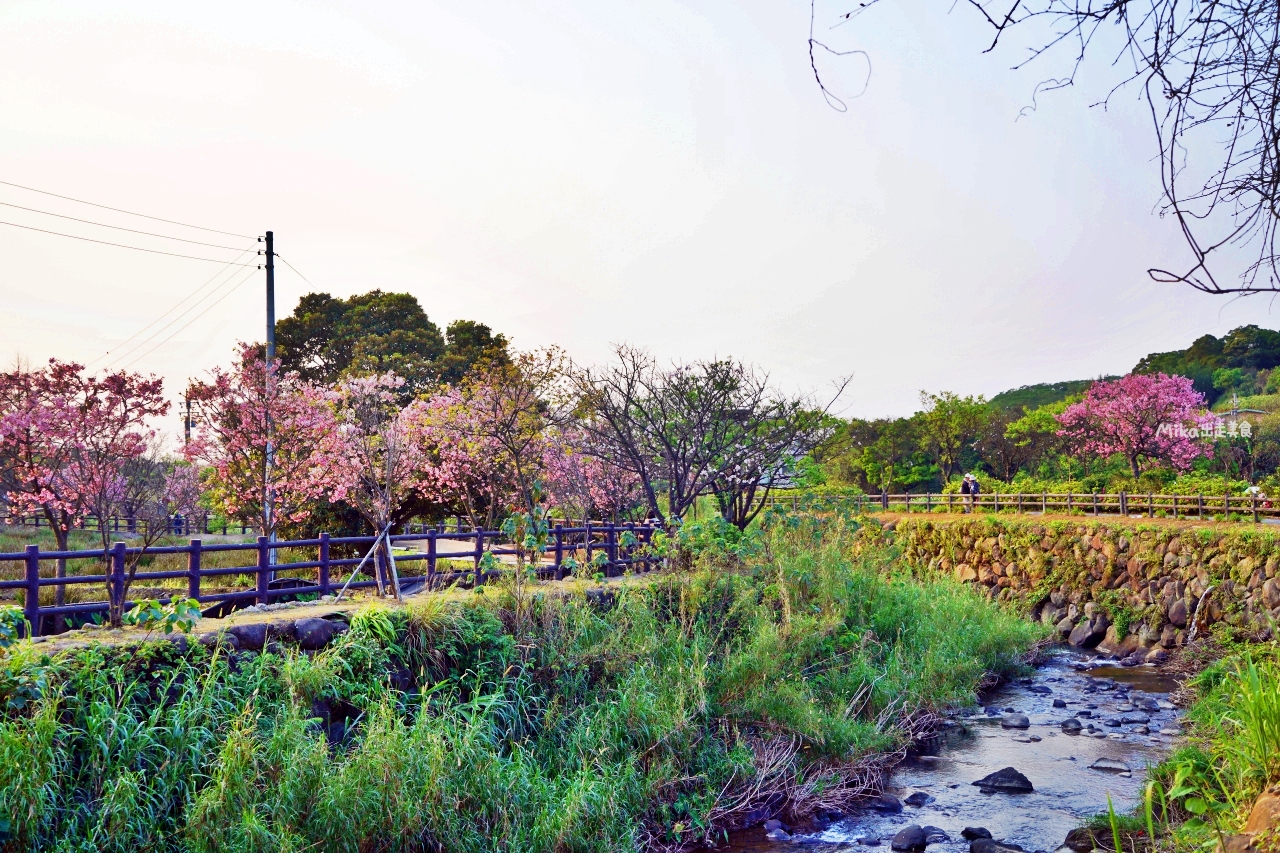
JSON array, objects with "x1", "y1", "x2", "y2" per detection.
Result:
[
  {"x1": 960, "y1": 474, "x2": 973, "y2": 512},
  {"x1": 969, "y1": 474, "x2": 981, "y2": 511}
]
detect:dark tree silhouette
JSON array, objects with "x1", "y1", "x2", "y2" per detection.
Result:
[{"x1": 823, "y1": 0, "x2": 1280, "y2": 292}]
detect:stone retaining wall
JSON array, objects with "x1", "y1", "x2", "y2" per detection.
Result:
[{"x1": 860, "y1": 516, "x2": 1280, "y2": 661}]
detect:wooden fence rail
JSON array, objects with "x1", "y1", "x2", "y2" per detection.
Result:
[
  {"x1": 0, "y1": 521, "x2": 662, "y2": 638},
  {"x1": 764, "y1": 491, "x2": 1279, "y2": 523}
]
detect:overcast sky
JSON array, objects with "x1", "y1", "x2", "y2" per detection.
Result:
[{"x1": 0, "y1": 0, "x2": 1274, "y2": 424}]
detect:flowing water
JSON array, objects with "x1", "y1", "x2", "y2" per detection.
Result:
[{"x1": 722, "y1": 648, "x2": 1184, "y2": 853}]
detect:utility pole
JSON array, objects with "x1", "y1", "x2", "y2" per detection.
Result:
[
  {"x1": 261, "y1": 231, "x2": 276, "y2": 566},
  {"x1": 265, "y1": 231, "x2": 275, "y2": 362}
]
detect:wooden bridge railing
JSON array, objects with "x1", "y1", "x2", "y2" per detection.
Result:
[{"x1": 0, "y1": 520, "x2": 662, "y2": 637}]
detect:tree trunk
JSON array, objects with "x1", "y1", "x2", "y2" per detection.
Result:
[{"x1": 1130, "y1": 454, "x2": 1141, "y2": 479}]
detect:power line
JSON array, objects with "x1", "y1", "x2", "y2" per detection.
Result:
[
  {"x1": 88, "y1": 245, "x2": 259, "y2": 369},
  {"x1": 104, "y1": 258, "x2": 255, "y2": 370},
  {"x1": 0, "y1": 219, "x2": 258, "y2": 265},
  {"x1": 120, "y1": 267, "x2": 261, "y2": 371},
  {"x1": 0, "y1": 200, "x2": 249, "y2": 251},
  {"x1": 0, "y1": 179, "x2": 252, "y2": 238},
  {"x1": 275, "y1": 253, "x2": 317, "y2": 289}
]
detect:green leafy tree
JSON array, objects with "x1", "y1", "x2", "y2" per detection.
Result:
[
  {"x1": 276, "y1": 291, "x2": 507, "y2": 392},
  {"x1": 436, "y1": 320, "x2": 510, "y2": 385},
  {"x1": 918, "y1": 391, "x2": 989, "y2": 483}
]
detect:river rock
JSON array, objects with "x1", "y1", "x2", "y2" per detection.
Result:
[
  {"x1": 1135, "y1": 697, "x2": 1161, "y2": 711},
  {"x1": 961, "y1": 828, "x2": 993, "y2": 840},
  {"x1": 226, "y1": 622, "x2": 268, "y2": 650},
  {"x1": 1169, "y1": 599, "x2": 1189, "y2": 627},
  {"x1": 1068, "y1": 615, "x2": 1109, "y2": 648},
  {"x1": 891, "y1": 825, "x2": 927, "y2": 852},
  {"x1": 1060, "y1": 718, "x2": 1083, "y2": 733},
  {"x1": 763, "y1": 819, "x2": 787, "y2": 832},
  {"x1": 970, "y1": 840, "x2": 1025, "y2": 853},
  {"x1": 1147, "y1": 648, "x2": 1169, "y2": 664},
  {"x1": 1028, "y1": 685, "x2": 1052, "y2": 695},
  {"x1": 1001, "y1": 713, "x2": 1030, "y2": 729},
  {"x1": 922, "y1": 826, "x2": 950, "y2": 844},
  {"x1": 972, "y1": 767, "x2": 1034, "y2": 793},
  {"x1": 1089, "y1": 758, "x2": 1131, "y2": 773},
  {"x1": 294, "y1": 617, "x2": 348, "y2": 650},
  {"x1": 1053, "y1": 698, "x2": 1067, "y2": 708},
  {"x1": 904, "y1": 791, "x2": 933, "y2": 807},
  {"x1": 1121, "y1": 713, "x2": 1152, "y2": 724},
  {"x1": 765, "y1": 828, "x2": 791, "y2": 842},
  {"x1": 870, "y1": 794, "x2": 904, "y2": 813},
  {"x1": 1220, "y1": 786, "x2": 1280, "y2": 853},
  {"x1": 859, "y1": 837, "x2": 882, "y2": 847}
]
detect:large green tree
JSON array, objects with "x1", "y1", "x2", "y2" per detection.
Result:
[
  {"x1": 918, "y1": 391, "x2": 989, "y2": 483},
  {"x1": 275, "y1": 290, "x2": 508, "y2": 391}
]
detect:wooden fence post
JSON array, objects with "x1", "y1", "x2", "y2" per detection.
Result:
[
  {"x1": 1148, "y1": 493, "x2": 1154, "y2": 518},
  {"x1": 1198, "y1": 494, "x2": 1204, "y2": 519},
  {"x1": 585, "y1": 521, "x2": 594, "y2": 566},
  {"x1": 318, "y1": 532, "x2": 331, "y2": 595},
  {"x1": 188, "y1": 539, "x2": 202, "y2": 601},
  {"x1": 553, "y1": 524, "x2": 564, "y2": 579},
  {"x1": 473, "y1": 530, "x2": 484, "y2": 588},
  {"x1": 110, "y1": 541, "x2": 126, "y2": 617},
  {"x1": 24, "y1": 545, "x2": 40, "y2": 637},
  {"x1": 1254, "y1": 493, "x2": 1260, "y2": 523},
  {"x1": 426, "y1": 529, "x2": 437, "y2": 588},
  {"x1": 256, "y1": 536, "x2": 270, "y2": 605},
  {"x1": 1092, "y1": 493, "x2": 1099, "y2": 516},
  {"x1": 1172, "y1": 495, "x2": 1178, "y2": 519}
]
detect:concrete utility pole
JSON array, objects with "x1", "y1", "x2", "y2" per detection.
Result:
[
  {"x1": 265, "y1": 231, "x2": 275, "y2": 362},
  {"x1": 262, "y1": 231, "x2": 276, "y2": 566}
]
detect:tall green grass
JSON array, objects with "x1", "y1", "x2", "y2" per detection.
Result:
[{"x1": 0, "y1": 514, "x2": 1043, "y2": 852}]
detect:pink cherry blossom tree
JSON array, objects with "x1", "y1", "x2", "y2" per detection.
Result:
[
  {"x1": 319, "y1": 372, "x2": 426, "y2": 597},
  {"x1": 407, "y1": 384, "x2": 515, "y2": 529},
  {"x1": 542, "y1": 427, "x2": 642, "y2": 522},
  {"x1": 185, "y1": 344, "x2": 341, "y2": 538},
  {"x1": 1056, "y1": 373, "x2": 1216, "y2": 478},
  {"x1": 0, "y1": 359, "x2": 168, "y2": 609}
]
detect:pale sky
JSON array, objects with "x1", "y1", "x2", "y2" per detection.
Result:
[{"x1": 0, "y1": 0, "x2": 1274, "y2": 425}]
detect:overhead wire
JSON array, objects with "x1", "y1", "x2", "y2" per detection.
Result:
[
  {"x1": 0, "y1": 178, "x2": 252, "y2": 238},
  {"x1": 275, "y1": 253, "x2": 317, "y2": 289},
  {"x1": 103, "y1": 254, "x2": 259, "y2": 370},
  {"x1": 0, "y1": 200, "x2": 250, "y2": 251},
  {"x1": 88, "y1": 243, "x2": 260, "y2": 369},
  {"x1": 0, "y1": 219, "x2": 257, "y2": 264},
  {"x1": 119, "y1": 266, "x2": 262, "y2": 371}
]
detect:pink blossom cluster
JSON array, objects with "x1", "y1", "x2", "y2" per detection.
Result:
[
  {"x1": 0, "y1": 359, "x2": 168, "y2": 538},
  {"x1": 1057, "y1": 373, "x2": 1216, "y2": 475},
  {"x1": 541, "y1": 427, "x2": 641, "y2": 520}
]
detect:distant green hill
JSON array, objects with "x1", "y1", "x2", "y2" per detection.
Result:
[
  {"x1": 989, "y1": 379, "x2": 1106, "y2": 411},
  {"x1": 1133, "y1": 325, "x2": 1280, "y2": 405}
]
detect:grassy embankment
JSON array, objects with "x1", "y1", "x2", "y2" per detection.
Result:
[
  {"x1": 0, "y1": 513, "x2": 1043, "y2": 853},
  {"x1": 1083, "y1": 641, "x2": 1280, "y2": 852}
]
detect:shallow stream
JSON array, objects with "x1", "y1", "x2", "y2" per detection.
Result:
[{"x1": 723, "y1": 648, "x2": 1183, "y2": 853}]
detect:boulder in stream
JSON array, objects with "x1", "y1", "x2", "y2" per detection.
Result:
[
  {"x1": 891, "y1": 824, "x2": 926, "y2": 852},
  {"x1": 1001, "y1": 713, "x2": 1031, "y2": 729},
  {"x1": 970, "y1": 840, "x2": 1025, "y2": 853},
  {"x1": 904, "y1": 791, "x2": 933, "y2": 807},
  {"x1": 1089, "y1": 757, "x2": 1131, "y2": 773},
  {"x1": 972, "y1": 767, "x2": 1034, "y2": 793},
  {"x1": 961, "y1": 828, "x2": 992, "y2": 840}
]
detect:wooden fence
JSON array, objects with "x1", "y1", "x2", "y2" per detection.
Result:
[
  {"x1": 0, "y1": 521, "x2": 662, "y2": 637},
  {"x1": 765, "y1": 491, "x2": 1280, "y2": 522}
]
